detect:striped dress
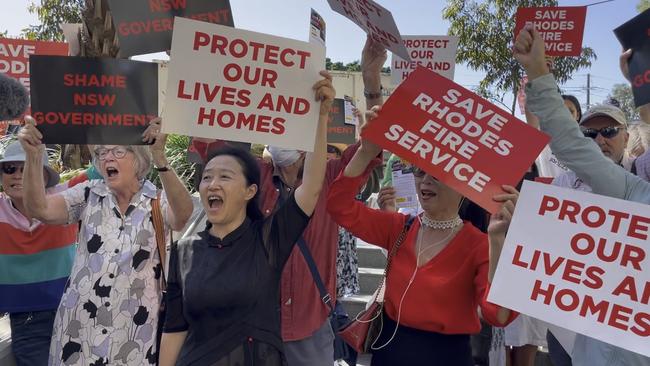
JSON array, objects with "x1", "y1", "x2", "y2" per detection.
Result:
[{"x1": 0, "y1": 180, "x2": 82, "y2": 314}]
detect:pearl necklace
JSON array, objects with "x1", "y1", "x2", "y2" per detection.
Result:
[{"x1": 420, "y1": 214, "x2": 463, "y2": 230}]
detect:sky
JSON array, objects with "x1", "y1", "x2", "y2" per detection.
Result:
[{"x1": 0, "y1": 0, "x2": 640, "y2": 118}]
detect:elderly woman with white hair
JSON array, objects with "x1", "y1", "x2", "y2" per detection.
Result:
[{"x1": 18, "y1": 117, "x2": 194, "y2": 366}]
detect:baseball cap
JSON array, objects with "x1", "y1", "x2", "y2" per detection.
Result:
[{"x1": 579, "y1": 103, "x2": 627, "y2": 127}]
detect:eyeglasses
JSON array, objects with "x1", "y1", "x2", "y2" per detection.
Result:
[
  {"x1": 581, "y1": 126, "x2": 625, "y2": 139},
  {"x1": 1, "y1": 163, "x2": 24, "y2": 175},
  {"x1": 94, "y1": 146, "x2": 131, "y2": 161}
]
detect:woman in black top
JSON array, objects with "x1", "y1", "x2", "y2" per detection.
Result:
[{"x1": 159, "y1": 71, "x2": 335, "y2": 366}]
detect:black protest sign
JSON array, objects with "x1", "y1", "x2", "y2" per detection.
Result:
[
  {"x1": 109, "y1": 0, "x2": 233, "y2": 57},
  {"x1": 328, "y1": 98, "x2": 355, "y2": 145},
  {"x1": 615, "y1": 8, "x2": 650, "y2": 107},
  {"x1": 30, "y1": 56, "x2": 158, "y2": 145}
]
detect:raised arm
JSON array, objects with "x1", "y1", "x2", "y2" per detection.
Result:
[
  {"x1": 143, "y1": 118, "x2": 194, "y2": 231},
  {"x1": 18, "y1": 117, "x2": 69, "y2": 224},
  {"x1": 294, "y1": 71, "x2": 334, "y2": 216},
  {"x1": 361, "y1": 36, "x2": 387, "y2": 110},
  {"x1": 514, "y1": 26, "x2": 649, "y2": 200}
]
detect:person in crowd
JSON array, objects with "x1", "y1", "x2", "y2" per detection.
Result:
[
  {"x1": 528, "y1": 93, "x2": 582, "y2": 178},
  {"x1": 514, "y1": 24, "x2": 650, "y2": 366},
  {"x1": 626, "y1": 123, "x2": 650, "y2": 172},
  {"x1": 327, "y1": 101, "x2": 518, "y2": 365},
  {"x1": 553, "y1": 103, "x2": 630, "y2": 191},
  {"x1": 254, "y1": 39, "x2": 383, "y2": 366},
  {"x1": 0, "y1": 140, "x2": 89, "y2": 366},
  {"x1": 17, "y1": 117, "x2": 194, "y2": 365},
  {"x1": 158, "y1": 71, "x2": 333, "y2": 366}
]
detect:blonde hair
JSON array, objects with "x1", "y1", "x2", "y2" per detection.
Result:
[
  {"x1": 92, "y1": 145, "x2": 152, "y2": 180},
  {"x1": 627, "y1": 123, "x2": 650, "y2": 158}
]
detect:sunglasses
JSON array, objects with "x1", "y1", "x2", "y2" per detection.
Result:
[
  {"x1": 1, "y1": 163, "x2": 24, "y2": 175},
  {"x1": 581, "y1": 126, "x2": 625, "y2": 139},
  {"x1": 94, "y1": 146, "x2": 131, "y2": 161},
  {"x1": 412, "y1": 167, "x2": 429, "y2": 178}
]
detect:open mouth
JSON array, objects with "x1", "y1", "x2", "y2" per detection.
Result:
[
  {"x1": 9, "y1": 183, "x2": 22, "y2": 189},
  {"x1": 105, "y1": 167, "x2": 119, "y2": 179},
  {"x1": 207, "y1": 195, "x2": 224, "y2": 210},
  {"x1": 420, "y1": 189, "x2": 436, "y2": 199}
]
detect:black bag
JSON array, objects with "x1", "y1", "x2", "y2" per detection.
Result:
[{"x1": 296, "y1": 238, "x2": 357, "y2": 364}]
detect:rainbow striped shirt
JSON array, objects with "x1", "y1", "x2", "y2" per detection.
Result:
[{"x1": 0, "y1": 175, "x2": 86, "y2": 313}]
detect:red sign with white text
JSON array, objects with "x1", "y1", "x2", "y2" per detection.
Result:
[
  {"x1": 0, "y1": 38, "x2": 68, "y2": 131},
  {"x1": 514, "y1": 6, "x2": 587, "y2": 57},
  {"x1": 362, "y1": 66, "x2": 549, "y2": 213}
]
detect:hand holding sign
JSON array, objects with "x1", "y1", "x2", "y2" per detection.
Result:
[
  {"x1": 361, "y1": 36, "x2": 388, "y2": 104},
  {"x1": 487, "y1": 185, "x2": 519, "y2": 279},
  {"x1": 315, "y1": 70, "x2": 336, "y2": 115},
  {"x1": 17, "y1": 116, "x2": 45, "y2": 157},
  {"x1": 620, "y1": 48, "x2": 634, "y2": 82},
  {"x1": 377, "y1": 186, "x2": 397, "y2": 212},
  {"x1": 514, "y1": 25, "x2": 550, "y2": 80}
]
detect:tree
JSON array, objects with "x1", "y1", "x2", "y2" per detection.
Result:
[
  {"x1": 326, "y1": 57, "x2": 390, "y2": 73},
  {"x1": 21, "y1": 0, "x2": 83, "y2": 41},
  {"x1": 638, "y1": 0, "x2": 650, "y2": 12},
  {"x1": 443, "y1": 0, "x2": 596, "y2": 115},
  {"x1": 609, "y1": 83, "x2": 640, "y2": 121}
]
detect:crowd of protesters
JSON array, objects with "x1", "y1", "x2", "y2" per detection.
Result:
[{"x1": 0, "y1": 15, "x2": 649, "y2": 366}]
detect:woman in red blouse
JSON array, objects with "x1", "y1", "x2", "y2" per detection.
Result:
[{"x1": 327, "y1": 108, "x2": 519, "y2": 366}]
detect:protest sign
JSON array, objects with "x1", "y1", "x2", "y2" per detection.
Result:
[
  {"x1": 615, "y1": 8, "x2": 650, "y2": 107},
  {"x1": 327, "y1": 0, "x2": 409, "y2": 60},
  {"x1": 344, "y1": 97, "x2": 358, "y2": 125},
  {"x1": 108, "y1": 0, "x2": 233, "y2": 57},
  {"x1": 391, "y1": 36, "x2": 458, "y2": 86},
  {"x1": 30, "y1": 56, "x2": 158, "y2": 145},
  {"x1": 489, "y1": 181, "x2": 650, "y2": 358},
  {"x1": 391, "y1": 160, "x2": 418, "y2": 210},
  {"x1": 310, "y1": 8, "x2": 326, "y2": 46},
  {"x1": 362, "y1": 66, "x2": 549, "y2": 213},
  {"x1": 328, "y1": 98, "x2": 356, "y2": 145},
  {"x1": 514, "y1": 6, "x2": 587, "y2": 57},
  {"x1": 162, "y1": 18, "x2": 326, "y2": 151}
]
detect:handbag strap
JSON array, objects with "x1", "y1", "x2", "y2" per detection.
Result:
[
  {"x1": 375, "y1": 215, "x2": 416, "y2": 298},
  {"x1": 151, "y1": 191, "x2": 167, "y2": 290},
  {"x1": 297, "y1": 237, "x2": 335, "y2": 314}
]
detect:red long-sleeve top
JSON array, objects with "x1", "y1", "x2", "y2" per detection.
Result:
[{"x1": 327, "y1": 172, "x2": 517, "y2": 334}]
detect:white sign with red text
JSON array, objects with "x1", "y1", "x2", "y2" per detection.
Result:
[
  {"x1": 391, "y1": 36, "x2": 458, "y2": 85},
  {"x1": 162, "y1": 17, "x2": 326, "y2": 151},
  {"x1": 489, "y1": 181, "x2": 650, "y2": 358},
  {"x1": 327, "y1": 0, "x2": 409, "y2": 60}
]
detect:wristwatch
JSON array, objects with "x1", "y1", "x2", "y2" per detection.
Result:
[
  {"x1": 364, "y1": 85, "x2": 383, "y2": 99},
  {"x1": 155, "y1": 165, "x2": 170, "y2": 172}
]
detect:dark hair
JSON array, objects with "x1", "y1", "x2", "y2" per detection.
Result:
[
  {"x1": 204, "y1": 146, "x2": 264, "y2": 221},
  {"x1": 561, "y1": 94, "x2": 582, "y2": 122}
]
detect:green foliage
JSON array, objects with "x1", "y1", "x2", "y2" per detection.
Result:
[
  {"x1": 326, "y1": 57, "x2": 390, "y2": 73},
  {"x1": 443, "y1": 0, "x2": 596, "y2": 114},
  {"x1": 609, "y1": 83, "x2": 640, "y2": 121},
  {"x1": 638, "y1": 0, "x2": 650, "y2": 12},
  {"x1": 148, "y1": 134, "x2": 196, "y2": 193},
  {"x1": 21, "y1": 0, "x2": 84, "y2": 41}
]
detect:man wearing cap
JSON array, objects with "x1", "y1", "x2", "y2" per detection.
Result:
[
  {"x1": 515, "y1": 24, "x2": 650, "y2": 366},
  {"x1": 0, "y1": 141, "x2": 87, "y2": 365},
  {"x1": 552, "y1": 103, "x2": 631, "y2": 191}
]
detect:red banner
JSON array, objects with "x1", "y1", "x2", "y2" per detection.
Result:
[
  {"x1": 514, "y1": 6, "x2": 587, "y2": 57},
  {"x1": 362, "y1": 66, "x2": 549, "y2": 213}
]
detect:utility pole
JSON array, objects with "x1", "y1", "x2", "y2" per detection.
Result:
[{"x1": 586, "y1": 73, "x2": 591, "y2": 108}]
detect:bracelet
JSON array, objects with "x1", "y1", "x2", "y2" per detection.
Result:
[
  {"x1": 364, "y1": 85, "x2": 383, "y2": 99},
  {"x1": 155, "y1": 165, "x2": 170, "y2": 172}
]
